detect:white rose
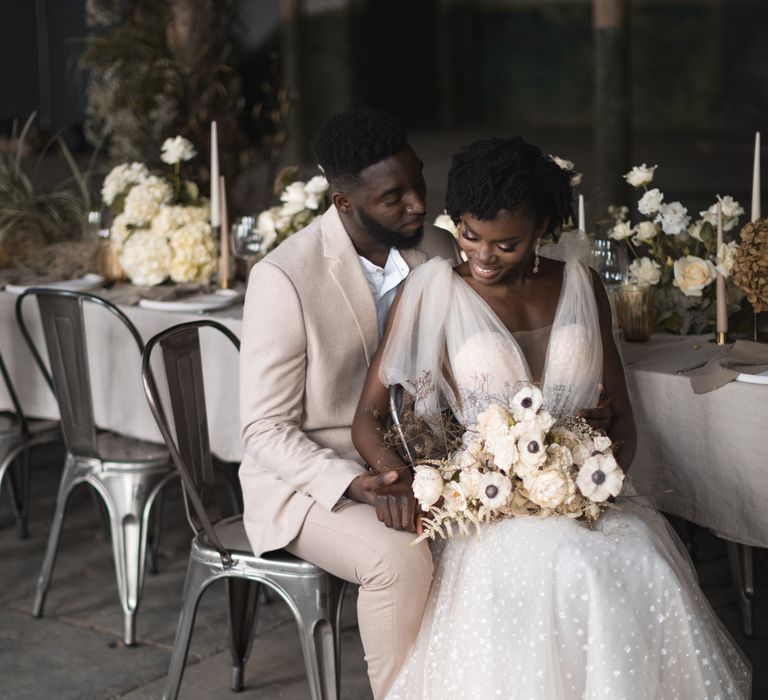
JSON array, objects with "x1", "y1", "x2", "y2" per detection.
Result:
[
  {"x1": 608, "y1": 221, "x2": 633, "y2": 241},
  {"x1": 280, "y1": 181, "x2": 309, "y2": 215},
  {"x1": 477, "y1": 471, "x2": 513, "y2": 509},
  {"x1": 632, "y1": 221, "x2": 658, "y2": 244},
  {"x1": 637, "y1": 188, "x2": 664, "y2": 216},
  {"x1": 700, "y1": 196, "x2": 744, "y2": 233},
  {"x1": 576, "y1": 453, "x2": 624, "y2": 502},
  {"x1": 655, "y1": 201, "x2": 690, "y2": 235},
  {"x1": 412, "y1": 466, "x2": 444, "y2": 511},
  {"x1": 673, "y1": 255, "x2": 717, "y2": 297},
  {"x1": 476, "y1": 404, "x2": 512, "y2": 442},
  {"x1": 509, "y1": 385, "x2": 543, "y2": 422},
  {"x1": 592, "y1": 435, "x2": 613, "y2": 453},
  {"x1": 526, "y1": 468, "x2": 574, "y2": 510},
  {"x1": 569, "y1": 172, "x2": 583, "y2": 187},
  {"x1": 628, "y1": 257, "x2": 661, "y2": 286},
  {"x1": 490, "y1": 433, "x2": 519, "y2": 473},
  {"x1": 459, "y1": 468, "x2": 482, "y2": 499},
  {"x1": 716, "y1": 240, "x2": 737, "y2": 278},
  {"x1": 433, "y1": 213, "x2": 458, "y2": 236},
  {"x1": 623, "y1": 163, "x2": 657, "y2": 188},
  {"x1": 160, "y1": 135, "x2": 197, "y2": 165},
  {"x1": 545, "y1": 443, "x2": 573, "y2": 471},
  {"x1": 442, "y1": 482, "x2": 468, "y2": 514},
  {"x1": 515, "y1": 430, "x2": 548, "y2": 475},
  {"x1": 687, "y1": 220, "x2": 704, "y2": 241}
]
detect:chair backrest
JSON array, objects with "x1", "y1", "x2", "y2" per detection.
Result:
[
  {"x1": 142, "y1": 320, "x2": 240, "y2": 567},
  {"x1": 0, "y1": 346, "x2": 27, "y2": 433},
  {"x1": 389, "y1": 384, "x2": 416, "y2": 464},
  {"x1": 15, "y1": 288, "x2": 144, "y2": 459}
]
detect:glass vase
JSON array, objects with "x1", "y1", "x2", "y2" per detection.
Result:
[{"x1": 616, "y1": 283, "x2": 656, "y2": 342}]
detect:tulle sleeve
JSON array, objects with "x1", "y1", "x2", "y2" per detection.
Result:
[{"x1": 540, "y1": 230, "x2": 603, "y2": 416}]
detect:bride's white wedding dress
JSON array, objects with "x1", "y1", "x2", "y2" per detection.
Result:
[{"x1": 379, "y1": 232, "x2": 751, "y2": 699}]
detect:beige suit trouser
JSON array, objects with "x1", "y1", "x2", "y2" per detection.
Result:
[{"x1": 285, "y1": 498, "x2": 433, "y2": 699}]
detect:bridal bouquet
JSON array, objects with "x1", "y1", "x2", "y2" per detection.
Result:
[
  {"x1": 101, "y1": 136, "x2": 216, "y2": 286},
  {"x1": 608, "y1": 164, "x2": 745, "y2": 334},
  {"x1": 410, "y1": 385, "x2": 624, "y2": 542}
]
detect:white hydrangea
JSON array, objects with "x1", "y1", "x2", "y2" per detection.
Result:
[
  {"x1": 655, "y1": 201, "x2": 690, "y2": 235},
  {"x1": 151, "y1": 203, "x2": 210, "y2": 233},
  {"x1": 637, "y1": 188, "x2": 664, "y2": 216},
  {"x1": 101, "y1": 162, "x2": 150, "y2": 206},
  {"x1": 160, "y1": 136, "x2": 197, "y2": 165},
  {"x1": 168, "y1": 221, "x2": 217, "y2": 284},
  {"x1": 119, "y1": 230, "x2": 172, "y2": 286},
  {"x1": 123, "y1": 176, "x2": 173, "y2": 226},
  {"x1": 109, "y1": 213, "x2": 133, "y2": 253}
]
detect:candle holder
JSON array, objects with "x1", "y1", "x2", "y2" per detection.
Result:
[
  {"x1": 714, "y1": 331, "x2": 729, "y2": 346},
  {"x1": 616, "y1": 283, "x2": 656, "y2": 343}
]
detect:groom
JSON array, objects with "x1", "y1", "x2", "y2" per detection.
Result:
[{"x1": 239, "y1": 108, "x2": 460, "y2": 697}]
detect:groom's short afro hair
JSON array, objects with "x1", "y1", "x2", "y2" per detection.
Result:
[
  {"x1": 445, "y1": 137, "x2": 573, "y2": 236},
  {"x1": 314, "y1": 108, "x2": 408, "y2": 185}
]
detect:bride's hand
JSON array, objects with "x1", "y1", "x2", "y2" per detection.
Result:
[{"x1": 578, "y1": 393, "x2": 613, "y2": 433}]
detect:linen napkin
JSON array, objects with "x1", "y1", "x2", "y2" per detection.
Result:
[
  {"x1": 689, "y1": 340, "x2": 768, "y2": 393},
  {"x1": 100, "y1": 283, "x2": 206, "y2": 306}
]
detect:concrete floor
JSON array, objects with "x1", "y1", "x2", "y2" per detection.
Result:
[{"x1": 1, "y1": 445, "x2": 766, "y2": 699}]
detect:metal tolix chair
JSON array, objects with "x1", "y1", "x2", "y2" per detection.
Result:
[
  {"x1": 0, "y1": 347, "x2": 60, "y2": 537},
  {"x1": 141, "y1": 320, "x2": 346, "y2": 700},
  {"x1": 16, "y1": 288, "x2": 176, "y2": 645}
]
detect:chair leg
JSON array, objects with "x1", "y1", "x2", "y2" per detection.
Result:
[
  {"x1": 727, "y1": 541, "x2": 754, "y2": 638},
  {"x1": 100, "y1": 470, "x2": 172, "y2": 646},
  {"x1": 288, "y1": 576, "x2": 345, "y2": 700},
  {"x1": 226, "y1": 578, "x2": 261, "y2": 691},
  {"x1": 10, "y1": 450, "x2": 31, "y2": 539},
  {"x1": 146, "y1": 489, "x2": 164, "y2": 575},
  {"x1": 33, "y1": 453, "x2": 80, "y2": 618},
  {"x1": 163, "y1": 555, "x2": 215, "y2": 700}
]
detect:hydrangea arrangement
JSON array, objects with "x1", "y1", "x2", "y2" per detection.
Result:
[
  {"x1": 253, "y1": 167, "x2": 331, "y2": 254},
  {"x1": 410, "y1": 385, "x2": 624, "y2": 543},
  {"x1": 609, "y1": 164, "x2": 745, "y2": 334},
  {"x1": 101, "y1": 135, "x2": 216, "y2": 286}
]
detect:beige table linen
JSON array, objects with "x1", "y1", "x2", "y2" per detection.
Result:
[
  {"x1": 622, "y1": 334, "x2": 768, "y2": 548},
  {"x1": 0, "y1": 290, "x2": 244, "y2": 462}
]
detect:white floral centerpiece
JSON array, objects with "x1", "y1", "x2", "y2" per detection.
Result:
[
  {"x1": 101, "y1": 136, "x2": 216, "y2": 286},
  {"x1": 411, "y1": 384, "x2": 624, "y2": 543},
  {"x1": 253, "y1": 167, "x2": 331, "y2": 255},
  {"x1": 608, "y1": 164, "x2": 744, "y2": 334}
]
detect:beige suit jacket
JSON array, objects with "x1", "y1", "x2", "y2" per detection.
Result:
[{"x1": 239, "y1": 205, "x2": 460, "y2": 555}]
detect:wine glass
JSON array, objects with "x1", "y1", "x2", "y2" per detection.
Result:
[{"x1": 231, "y1": 216, "x2": 263, "y2": 257}]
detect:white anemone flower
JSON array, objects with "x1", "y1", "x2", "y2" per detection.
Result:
[
  {"x1": 516, "y1": 430, "x2": 548, "y2": 473},
  {"x1": 477, "y1": 471, "x2": 513, "y2": 509},
  {"x1": 576, "y1": 453, "x2": 625, "y2": 502},
  {"x1": 510, "y1": 385, "x2": 543, "y2": 422}
]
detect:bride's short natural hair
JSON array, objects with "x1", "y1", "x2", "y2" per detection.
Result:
[{"x1": 445, "y1": 136, "x2": 573, "y2": 237}]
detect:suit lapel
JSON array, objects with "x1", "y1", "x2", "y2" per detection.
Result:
[{"x1": 322, "y1": 207, "x2": 379, "y2": 365}]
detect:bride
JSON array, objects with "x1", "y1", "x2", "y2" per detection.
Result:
[{"x1": 351, "y1": 137, "x2": 751, "y2": 699}]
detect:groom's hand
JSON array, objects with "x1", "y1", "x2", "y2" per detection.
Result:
[{"x1": 373, "y1": 473, "x2": 419, "y2": 533}]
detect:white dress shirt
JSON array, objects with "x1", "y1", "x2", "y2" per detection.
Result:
[{"x1": 358, "y1": 248, "x2": 410, "y2": 337}]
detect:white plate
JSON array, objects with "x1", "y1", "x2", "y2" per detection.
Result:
[
  {"x1": 138, "y1": 289, "x2": 242, "y2": 312},
  {"x1": 4, "y1": 273, "x2": 105, "y2": 295},
  {"x1": 736, "y1": 370, "x2": 768, "y2": 385}
]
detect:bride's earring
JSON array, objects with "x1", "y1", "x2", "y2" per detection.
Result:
[{"x1": 533, "y1": 238, "x2": 541, "y2": 274}]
